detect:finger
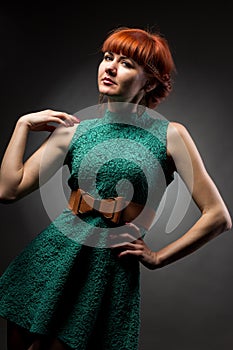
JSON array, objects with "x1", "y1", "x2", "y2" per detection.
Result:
[
  {"x1": 50, "y1": 110, "x2": 79, "y2": 124},
  {"x1": 43, "y1": 110, "x2": 78, "y2": 127},
  {"x1": 125, "y1": 222, "x2": 140, "y2": 232},
  {"x1": 45, "y1": 116, "x2": 73, "y2": 127},
  {"x1": 48, "y1": 117, "x2": 68, "y2": 127},
  {"x1": 125, "y1": 222, "x2": 141, "y2": 238},
  {"x1": 110, "y1": 241, "x2": 142, "y2": 250},
  {"x1": 118, "y1": 250, "x2": 143, "y2": 258},
  {"x1": 120, "y1": 233, "x2": 139, "y2": 242},
  {"x1": 109, "y1": 232, "x2": 137, "y2": 243},
  {"x1": 72, "y1": 115, "x2": 81, "y2": 123}
]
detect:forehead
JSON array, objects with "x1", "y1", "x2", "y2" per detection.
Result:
[
  {"x1": 105, "y1": 51, "x2": 135, "y2": 60},
  {"x1": 102, "y1": 51, "x2": 145, "y2": 72},
  {"x1": 102, "y1": 31, "x2": 152, "y2": 66}
]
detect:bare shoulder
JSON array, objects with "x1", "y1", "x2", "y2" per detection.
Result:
[
  {"x1": 167, "y1": 121, "x2": 195, "y2": 145},
  {"x1": 167, "y1": 121, "x2": 198, "y2": 158},
  {"x1": 168, "y1": 121, "x2": 190, "y2": 139}
]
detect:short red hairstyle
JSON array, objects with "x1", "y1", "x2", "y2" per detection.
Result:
[{"x1": 101, "y1": 27, "x2": 176, "y2": 108}]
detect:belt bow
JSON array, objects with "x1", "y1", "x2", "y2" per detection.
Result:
[{"x1": 68, "y1": 188, "x2": 156, "y2": 230}]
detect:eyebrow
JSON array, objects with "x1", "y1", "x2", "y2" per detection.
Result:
[{"x1": 106, "y1": 51, "x2": 132, "y2": 61}]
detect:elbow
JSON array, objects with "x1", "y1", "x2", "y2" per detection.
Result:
[
  {"x1": 223, "y1": 214, "x2": 232, "y2": 232},
  {"x1": 205, "y1": 206, "x2": 233, "y2": 236},
  {"x1": 0, "y1": 190, "x2": 18, "y2": 204},
  {"x1": 0, "y1": 196, "x2": 17, "y2": 204},
  {"x1": 217, "y1": 210, "x2": 232, "y2": 233}
]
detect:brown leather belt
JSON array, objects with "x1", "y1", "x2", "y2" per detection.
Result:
[{"x1": 68, "y1": 188, "x2": 156, "y2": 230}]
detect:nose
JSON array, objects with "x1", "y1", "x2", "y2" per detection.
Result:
[{"x1": 105, "y1": 61, "x2": 117, "y2": 76}]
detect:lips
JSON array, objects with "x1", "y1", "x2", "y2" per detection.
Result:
[{"x1": 102, "y1": 77, "x2": 116, "y2": 85}]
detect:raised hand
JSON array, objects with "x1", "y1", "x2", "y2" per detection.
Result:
[{"x1": 19, "y1": 109, "x2": 80, "y2": 132}]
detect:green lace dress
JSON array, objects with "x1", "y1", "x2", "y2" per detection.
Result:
[{"x1": 0, "y1": 109, "x2": 174, "y2": 349}]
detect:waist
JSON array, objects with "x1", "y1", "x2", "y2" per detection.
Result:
[{"x1": 68, "y1": 188, "x2": 156, "y2": 231}]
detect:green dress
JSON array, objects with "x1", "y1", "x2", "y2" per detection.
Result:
[{"x1": 0, "y1": 109, "x2": 174, "y2": 349}]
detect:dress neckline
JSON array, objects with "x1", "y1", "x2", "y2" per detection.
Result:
[{"x1": 103, "y1": 109, "x2": 142, "y2": 124}]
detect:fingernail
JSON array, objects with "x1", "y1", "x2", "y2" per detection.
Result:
[{"x1": 72, "y1": 115, "x2": 80, "y2": 122}]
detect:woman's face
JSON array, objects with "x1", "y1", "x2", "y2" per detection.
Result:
[{"x1": 98, "y1": 51, "x2": 147, "y2": 104}]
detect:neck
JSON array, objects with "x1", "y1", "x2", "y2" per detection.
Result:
[{"x1": 107, "y1": 101, "x2": 138, "y2": 114}]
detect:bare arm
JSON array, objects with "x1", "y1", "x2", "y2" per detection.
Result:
[
  {"x1": 0, "y1": 109, "x2": 79, "y2": 202},
  {"x1": 111, "y1": 122, "x2": 232, "y2": 269},
  {"x1": 153, "y1": 122, "x2": 232, "y2": 267}
]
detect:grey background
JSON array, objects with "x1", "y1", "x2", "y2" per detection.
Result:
[{"x1": 0, "y1": 2, "x2": 233, "y2": 349}]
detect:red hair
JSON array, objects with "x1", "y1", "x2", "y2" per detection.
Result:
[{"x1": 101, "y1": 27, "x2": 176, "y2": 108}]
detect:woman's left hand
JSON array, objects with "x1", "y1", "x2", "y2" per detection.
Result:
[{"x1": 110, "y1": 222, "x2": 159, "y2": 270}]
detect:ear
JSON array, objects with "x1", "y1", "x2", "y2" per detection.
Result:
[{"x1": 144, "y1": 78, "x2": 158, "y2": 93}]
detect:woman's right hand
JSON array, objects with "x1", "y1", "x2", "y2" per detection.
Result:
[{"x1": 19, "y1": 109, "x2": 80, "y2": 132}]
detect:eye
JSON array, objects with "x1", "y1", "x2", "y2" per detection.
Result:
[
  {"x1": 104, "y1": 53, "x2": 113, "y2": 61},
  {"x1": 121, "y1": 60, "x2": 133, "y2": 68}
]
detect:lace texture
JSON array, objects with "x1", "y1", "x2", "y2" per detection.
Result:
[{"x1": 0, "y1": 109, "x2": 174, "y2": 349}]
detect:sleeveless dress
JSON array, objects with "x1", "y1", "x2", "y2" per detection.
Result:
[{"x1": 0, "y1": 109, "x2": 174, "y2": 349}]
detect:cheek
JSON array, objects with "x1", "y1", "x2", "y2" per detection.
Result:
[
  {"x1": 134, "y1": 76, "x2": 147, "y2": 93},
  {"x1": 98, "y1": 63, "x2": 104, "y2": 78},
  {"x1": 125, "y1": 75, "x2": 146, "y2": 91},
  {"x1": 120, "y1": 72, "x2": 138, "y2": 86}
]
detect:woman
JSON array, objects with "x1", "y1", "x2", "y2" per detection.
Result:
[{"x1": 0, "y1": 27, "x2": 231, "y2": 350}]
